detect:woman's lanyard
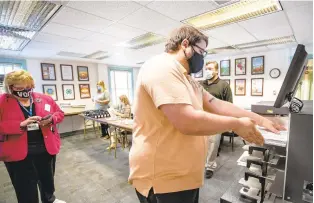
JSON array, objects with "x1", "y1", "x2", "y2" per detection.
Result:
[{"x1": 18, "y1": 97, "x2": 33, "y2": 117}]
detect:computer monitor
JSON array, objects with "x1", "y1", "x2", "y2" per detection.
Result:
[{"x1": 274, "y1": 44, "x2": 308, "y2": 108}]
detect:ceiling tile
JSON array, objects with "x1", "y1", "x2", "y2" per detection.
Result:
[
  {"x1": 238, "y1": 12, "x2": 293, "y2": 40},
  {"x1": 62, "y1": 41, "x2": 110, "y2": 55},
  {"x1": 20, "y1": 47, "x2": 56, "y2": 58},
  {"x1": 146, "y1": 1, "x2": 217, "y2": 21},
  {"x1": 207, "y1": 36, "x2": 228, "y2": 49},
  {"x1": 267, "y1": 42, "x2": 297, "y2": 50},
  {"x1": 285, "y1": 4, "x2": 313, "y2": 44},
  {"x1": 83, "y1": 33, "x2": 122, "y2": 45},
  {"x1": 205, "y1": 23, "x2": 257, "y2": 45},
  {"x1": 101, "y1": 23, "x2": 146, "y2": 40},
  {"x1": 41, "y1": 23, "x2": 93, "y2": 40},
  {"x1": 51, "y1": 7, "x2": 112, "y2": 32},
  {"x1": 33, "y1": 32, "x2": 77, "y2": 46},
  {"x1": 0, "y1": 49, "x2": 20, "y2": 56},
  {"x1": 281, "y1": 0, "x2": 313, "y2": 11},
  {"x1": 66, "y1": 1, "x2": 142, "y2": 21},
  {"x1": 120, "y1": 7, "x2": 182, "y2": 33},
  {"x1": 137, "y1": 43, "x2": 166, "y2": 55},
  {"x1": 134, "y1": 1, "x2": 153, "y2": 6},
  {"x1": 242, "y1": 46, "x2": 269, "y2": 53},
  {"x1": 26, "y1": 41, "x2": 65, "y2": 51}
]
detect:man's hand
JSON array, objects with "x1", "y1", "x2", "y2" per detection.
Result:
[
  {"x1": 259, "y1": 117, "x2": 286, "y2": 134},
  {"x1": 20, "y1": 116, "x2": 42, "y2": 127},
  {"x1": 234, "y1": 117, "x2": 264, "y2": 146}
]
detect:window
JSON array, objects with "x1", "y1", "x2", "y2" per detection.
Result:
[{"x1": 109, "y1": 68, "x2": 133, "y2": 106}]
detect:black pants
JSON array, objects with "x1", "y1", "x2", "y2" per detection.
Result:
[
  {"x1": 136, "y1": 188, "x2": 199, "y2": 203},
  {"x1": 100, "y1": 123, "x2": 109, "y2": 137},
  {"x1": 4, "y1": 152, "x2": 56, "y2": 203}
]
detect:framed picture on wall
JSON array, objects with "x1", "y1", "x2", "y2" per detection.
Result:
[
  {"x1": 79, "y1": 84, "x2": 91, "y2": 99},
  {"x1": 235, "y1": 79, "x2": 246, "y2": 96},
  {"x1": 62, "y1": 84, "x2": 75, "y2": 100},
  {"x1": 41, "y1": 63, "x2": 56, "y2": 80},
  {"x1": 77, "y1": 66, "x2": 89, "y2": 81},
  {"x1": 251, "y1": 78, "x2": 264, "y2": 96},
  {"x1": 42, "y1": 84, "x2": 58, "y2": 101},
  {"x1": 251, "y1": 56, "x2": 265, "y2": 75},
  {"x1": 220, "y1": 60, "x2": 230, "y2": 76},
  {"x1": 222, "y1": 79, "x2": 230, "y2": 85},
  {"x1": 193, "y1": 69, "x2": 203, "y2": 78},
  {"x1": 60, "y1": 64, "x2": 73, "y2": 81},
  {"x1": 235, "y1": 58, "x2": 246, "y2": 75}
]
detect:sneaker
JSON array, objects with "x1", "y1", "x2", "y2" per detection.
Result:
[
  {"x1": 205, "y1": 170, "x2": 214, "y2": 179},
  {"x1": 53, "y1": 199, "x2": 66, "y2": 203}
]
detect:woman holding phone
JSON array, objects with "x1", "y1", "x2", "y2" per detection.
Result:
[{"x1": 0, "y1": 70, "x2": 65, "y2": 203}]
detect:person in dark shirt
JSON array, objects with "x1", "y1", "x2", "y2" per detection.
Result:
[{"x1": 200, "y1": 61, "x2": 233, "y2": 179}]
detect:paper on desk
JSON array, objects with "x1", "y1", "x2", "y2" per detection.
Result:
[{"x1": 257, "y1": 127, "x2": 288, "y2": 147}]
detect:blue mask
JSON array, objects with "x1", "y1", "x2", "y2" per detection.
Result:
[{"x1": 97, "y1": 87, "x2": 102, "y2": 91}]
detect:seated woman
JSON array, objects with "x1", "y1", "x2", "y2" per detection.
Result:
[{"x1": 107, "y1": 95, "x2": 131, "y2": 149}]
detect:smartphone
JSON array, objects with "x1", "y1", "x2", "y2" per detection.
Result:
[{"x1": 42, "y1": 114, "x2": 52, "y2": 120}]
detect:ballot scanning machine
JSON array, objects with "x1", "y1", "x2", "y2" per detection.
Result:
[{"x1": 220, "y1": 44, "x2": 312, "y2": 203}]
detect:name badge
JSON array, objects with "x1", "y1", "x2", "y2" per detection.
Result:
[
  {"x1": 27, "y1": 123, "x2": 39, "y2": 131},
  {"x1": 45, "y1": 104, "x2": 51, "y2": 112}
]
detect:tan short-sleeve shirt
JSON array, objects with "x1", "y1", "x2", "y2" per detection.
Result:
[{"x1": 129, "y1": 53, "x2": 207, "y2": 197}]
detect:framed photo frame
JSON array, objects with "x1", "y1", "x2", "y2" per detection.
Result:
[
  {"x1": 193, "y1": 69, "x2": 203, "y2": 78},
  {"x1": 62, "y1": 84, "x2": 75, "y2": 100},
  {"x1": 235, "y1": 58, "x2": 246, "y2": 76},
  {"x1": 251, "y1": 56, "x2": 265, "y2": 75},
  {"x1": 234, "y1": 79, "x2": 246, "y2": 96},
  {"x1": 77, "y1": 66, "x2": 89, "y2": 81},
  {"x1": 251, "y1": 78, "x2": 264, "y2": 96},
  {"x1": 220, "y1": 60, "x2": 230, "y2": 76},
  {"x1": 42, "y1": 84, "x2": 58, "y2": 101},
  {"x1": 222, "y1": 79, "x2": 230, "y2": 85},
  {"x1": 79, "y1": 84, "x2": 91, "y2": 99},
  {"x1": 41, "y1": 63, "x2": 56, "y2": 80},
  {"x1": 60, "y1": 64, "x2": 74, "y2": 81}
]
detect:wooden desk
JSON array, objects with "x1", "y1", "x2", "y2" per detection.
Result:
[{"x1": 80, "y1": 115, "x2": 133, "y2": 158}]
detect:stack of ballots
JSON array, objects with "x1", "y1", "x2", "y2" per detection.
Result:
[{"x1": 258, "y1": 127, "x2": 288, "y2": 147}]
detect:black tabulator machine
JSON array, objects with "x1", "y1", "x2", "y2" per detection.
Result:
[{"x1": 220, "y1": 44, "x2": 313, "y2": 203}]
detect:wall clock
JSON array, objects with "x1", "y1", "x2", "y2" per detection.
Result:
[{"x1": 270, "y1": 68, "x2": 281, "y2": 79}]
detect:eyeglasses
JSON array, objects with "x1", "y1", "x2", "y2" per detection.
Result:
[
  {"x1": 11, "y1": 86, "x2": 31, "y2": 91},
  {"x1": 193, "y1": 44, "x2": 208, "y2": 58}
]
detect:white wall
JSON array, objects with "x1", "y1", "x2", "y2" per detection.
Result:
[
  {"x1": 202, "y1": 48, "x2": 292, "y2": 109},
  {"x1": 27, "y1": 59, "x2": 98, "y2": 109}
]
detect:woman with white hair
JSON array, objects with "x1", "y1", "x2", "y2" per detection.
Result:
[{"x1": 0, "y1": 70, "x2": 66, "y2": 203}]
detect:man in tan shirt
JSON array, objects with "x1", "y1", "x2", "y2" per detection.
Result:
[{"x1": 129, "y1": 25, "x2": 284, "y2": 203}]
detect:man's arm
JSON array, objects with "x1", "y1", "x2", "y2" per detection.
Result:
[
  {"x1": 203, "y1": 92, "x2": 284, "y2": 133},
  {"x1": 160, "y1": 104, "x2": 264, "y2": 145}
]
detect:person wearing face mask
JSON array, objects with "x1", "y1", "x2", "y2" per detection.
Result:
[
  {"x1": 129, "y1": 25, "x2": 284, "y2": 203},
  {"x1": 107, "y1": 94, "x2": 131, "y2": 149},
  {"x1": 0, "y1": 70, "x2": 66, "y2": 203},
  {"x1": 201, "y1": 61, "x2": 233, "y2": 179},
  {"x1": 93, "y1": 80, "x2": 110, "y2": 139}
]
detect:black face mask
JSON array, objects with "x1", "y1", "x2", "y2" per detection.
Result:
[
  {"x1": 186, "y1": 47, "x2": 204, "y2": 74},
  {"x1": 12, "y1": 89, "x2": 31, "y2": 98}
]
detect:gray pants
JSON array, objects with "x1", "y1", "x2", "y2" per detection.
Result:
[{"x1": 205, "y1": 134, "x2": 221, "y2": 171}]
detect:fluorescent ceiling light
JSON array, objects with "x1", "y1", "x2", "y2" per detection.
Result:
[
  {"x1": 235, "y1": 35, "x2": 296, "y2": 49},
  {"x1": 207, "y1": 46, "x2": 238, "y2": 55},
  {"x1": 84, "y1": 51, "x2": 109, "y2": 60},
  {"x1": 183, "y1": 0, "x2": 282, "y2": 30},
  {"x1": 0, "y1": 1, "x2": 61, "y2": 51},
  {"x1": 119, "y1": 32, "x2": 165, "y2": 49}
]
